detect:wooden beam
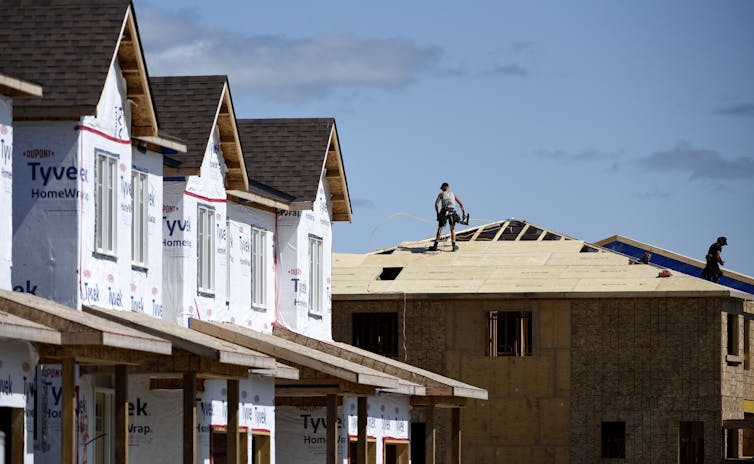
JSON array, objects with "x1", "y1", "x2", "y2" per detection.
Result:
[
  {"x1": 11, "y1": 408, "x2": 24, "y2": 464},
  {"x1": 410, "y1": 396, "x2": 467, "y2": 408},
  {"x1": 115, "y1": 365, "x2": 129, "y2": 464},
  {"x1": 227, "y1": 379, "x2": 240, "y2": 464},
  {"x1": 131, "y1": 126, "x2": 157, "y2": 138},
  {"x1": 326, "y1": 394, "x2": 338, "y2": 464},
  {"x1": 451, "y1": 408, "x2": 461, "y2": 464},
  {"x1": 357, "y1": 396, "x2": 368, "y2": 464},
  {"x1": 150, "y1": 377, "x2": 205, "y2": 392},
  {"x1": 39, "y1": 345, "x2": 163, "y2": 366},
  {"x1": 275, "y1": 396, "x2": 344, "y2": 407},
  {"x1": 62, "y1": 358, "x2": 76, "y2": 464},
  {"x1": 425, "y1": 406, "x2": 436, "y2": 464},
  {"x1": 183, "y1": 373, "x2": 197, "y2": 464}
]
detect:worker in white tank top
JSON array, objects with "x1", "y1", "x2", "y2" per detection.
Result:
[{"x1": 429, "y1": 182, "x2": 466, "y2": 252}]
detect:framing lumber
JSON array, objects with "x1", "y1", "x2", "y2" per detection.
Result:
[
  {"x1": 227, "y1": 189, "x2": 291, "y2": 211},
  {"x1": 11, "y1": 408, "x2": 23, "y2": 464},
  {"x1": 326, "y1": 394, "x2": 338, "y2": 464},
  {"x1": 183, "y1": 372, "x2": 197, "y2": 464},
  {"x1": 425, "y1": 406, "x2": 436, "y2": 464},
  {"x1": 150, "y1": 377, "x2": 205, "y2": 392},
  {"x1": 115, "y1": 365, "x2": 128, "y2": 464},
  {"x1": 451, "y1": 408, "x2": 461, "y2": 464},
  {"x1": 0, "y1": 72, "x2": 42, "y2": 97},
  {"x1": 190, "y1": 319, "x2": 412, "y2": 392},
  {"x1": 62, "y1": 358, "x2": 76, "y2": 464},
  {"x1": 84, "y1": 306, "x2": 275, "y2": 369},
  {"x1": 227, "y1": 379, "x2": 240, "y2": 464},
  {"x1": 275, "y1": 396, "x2": 344, "y2": 407},
  {"x1": 0, "y1": 310, "x2": 60, "y2": 344},
  {"x1": 0, "y1": 290, "x2": 171, "y2": 355},
  {"x1": 357, "y1": 396, "x2": 367, "y2": 464}
]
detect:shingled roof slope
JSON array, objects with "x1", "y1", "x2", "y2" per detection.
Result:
[
  {"x1": 150, "y1": 76, "x2": 227, "y2": 168},
  {"x1": 236, "y1": 118, "x2": 334, "y2": 204},
  {"x1": 0, "y1": 0, "x2": 130, "y2": 113}
]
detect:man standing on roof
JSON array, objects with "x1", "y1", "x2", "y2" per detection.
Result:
[
  {"x1": 702, "y1": 236, "x2": 727, "y2": 283},
  {"x1": 429, "y1": 182, "x2": 467, "y2": 252}
]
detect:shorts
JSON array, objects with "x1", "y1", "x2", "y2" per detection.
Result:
[{"x1": 438, "y1": 208, "x2": 459, "y2": 228}]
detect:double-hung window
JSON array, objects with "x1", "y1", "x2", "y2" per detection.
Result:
[
  {"x1": 197, "y1": 205, "x2": 215, "y2": 295},
  {"x1": 95, "y1": 150, "x2": 118, "y2": 256},
  {"x1": 308, "y1": 235, "x2": 323, "y2": 316},
  {"x1": 131, "y1": 169, "x2": 148, "y2": 269},
  {"x1": 251, "y1": 227, "x2": 267, "y2": 309}
]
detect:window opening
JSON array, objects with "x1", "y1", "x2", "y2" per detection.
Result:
[
  {"x1": 488, "y1": 311, "x2": 532, "y2": 357},
  {"x1": 378, "y1": 267, "x2": 403, "y2": 281},
  {"x1": 728, "y1": 314, "x2": 740, "y2": 356},
  {"x1": 352, "y1": 312, "x2": 399, "y2": 357},
  {"x1": 601, "y1": 421, "x2": 626, "y2": 459},
  {"x1": 679, "y1": 421, "x2": 704, "y2": 464}
]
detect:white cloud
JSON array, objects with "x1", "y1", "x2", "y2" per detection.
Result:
[
  {"x1": 136, "y1": 4, "x2": 443, "y2": 102},
  {"x1": 640, "y1": 142, "x2": 754, "y2": 180}
]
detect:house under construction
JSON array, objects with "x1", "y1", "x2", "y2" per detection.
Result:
[{"x1": 331, "y1": 219, "x2": 754, "y2": 463}]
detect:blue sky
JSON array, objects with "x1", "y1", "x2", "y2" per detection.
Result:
[{"x1": 134, "y1": 0, "x2": 754, "y2": 276}]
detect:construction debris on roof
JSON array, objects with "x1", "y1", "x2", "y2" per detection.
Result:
[{"x1": 334, "y1": 219, "x2": 753, "y2": 300}]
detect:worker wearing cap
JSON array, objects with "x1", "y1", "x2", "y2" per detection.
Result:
[
  {"x1": 702, "y1": 236, "x2": 727, "y2": 283},
  {"x1": 429, "y1": 182, "x2": 466, "y2": 252}
]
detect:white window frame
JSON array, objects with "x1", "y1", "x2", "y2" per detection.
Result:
[
  {"x1": 226, "y1": 220, "x2": 231, "y2": 305},
  {"x1": 131, "y1": 169, "x2": 149, "y2": 269},
  {"x1": 95, "y1": 150, "x2": 118, "y2": 256},
  {"x1": 308, "y1": 235, "x2": 323, "y2": 316},
  {"x1": 251, "y1": 227, "x2": 267, "y2": 310},
  {"x1": 197, "y1": 204, "x2": 215, "y2": 295}
]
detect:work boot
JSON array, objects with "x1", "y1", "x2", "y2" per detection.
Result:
[
  {"x1": 428, "y1": 243, "x2": 438, "y2": 251},
  {"x1": 452, "y1": 243, "x2": 458, "y2": 251}
]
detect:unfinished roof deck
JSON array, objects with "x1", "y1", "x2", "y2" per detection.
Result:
[
  {"x1": 334, "y1": 219, "x2": 753, "y2": 301},
  {"x1": 189, "y1": 319, "x2": 424, "y2": 396}
]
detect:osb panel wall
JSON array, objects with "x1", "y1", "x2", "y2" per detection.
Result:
[
  {"x1": 570, "y1": 298, "x2": 724, "y2": 464},
  {"x1": 333, "y1": 298, "x2": 571, "y2": 464}
]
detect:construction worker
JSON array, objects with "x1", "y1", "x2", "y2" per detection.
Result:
[
  {"x1": 429, "y1": 182, "x2": 466, "y2": 252},
  {"x1": 702, "y1": 236, "x2": 727, "y2": 283}
]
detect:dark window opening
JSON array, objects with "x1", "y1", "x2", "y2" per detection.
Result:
[
  {"x1": 728, "y1": 314, "x2": 740, "y2": 356},
  {"x1": 378, "y1": 267, "x2": 403, "y2": 280},
  {"x1": 488, "y1": 311, "x2": 532, "y2": 357},
  {"x1": 601, "y1": 421, "x2": 626, "y2": 459},
  {"x1": 410, "y1": 423, "x2": 426, "y2": 464},
  {"x1": 727, "y1": 428, "x2": 738, "y2": 459},
  {"x1": 679, "y1": 421, "x2": 704, "y2": 464},
  {"x1": 352, "y1": 312, "x2": 399, "y2": 357}
]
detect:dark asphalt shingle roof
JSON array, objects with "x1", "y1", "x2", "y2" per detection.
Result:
[
  {"x1": 236, "y1": 118, "x2": 334, "y2": 204},
  {"x1": 149, "y1": 75, "x2": 227, "y2": 168},
  {"x1": 0, "y1": 0, "x2": 131, "y2": 113}
]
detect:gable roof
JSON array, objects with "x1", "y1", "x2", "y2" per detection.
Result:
[
  {"x1": 0, "y1": 1, "x2": 159, "y2": 138},
  {"x1": 596, "y1": 234, "x2": 754, "y2": 295},
  {"x1": 333, "y1": 219, "x2": 754, "y2": 300},
  {"x1": 151, "y1": 75, "x2": 248, "y2": 191},
  {"x1": 236, "y1": 118, "x2": 352, "y2": 221}
]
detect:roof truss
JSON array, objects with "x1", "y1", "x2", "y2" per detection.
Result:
[
  {"x1": 215, "y1": 82, "x2": 249, "y2": 192},
  {"x1": 323, "y1": 124, "x2": 352, "y2": 222}
]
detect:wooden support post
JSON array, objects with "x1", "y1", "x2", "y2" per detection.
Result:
[
  {"x1": 358, "y1": 396, "x2": 368, "y2": 464},
  {"x1": 326, "y1": 394, "x2": 338, "y2": 464},
  {"x1": 425, "y1": 407, "x2": 436, "y2": 464},
  {"x1": 227, "y1": 379, "x2": 240, "y2": 464},
  {"x1": 11, "y1": 408, "x2": 24, "y2": 464},
  {"x1": 451, "y1": 408, "x2": 461, "y2": 464},
  {"x1": 183, "y1": 372, "x2": 197, "y2": 464},
  {"x1": 115, "y1": 365, "x2": 128, "y2": 464},
  {"x1": 61, "y1": 358, "x2": 76, "y2": 464}
]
